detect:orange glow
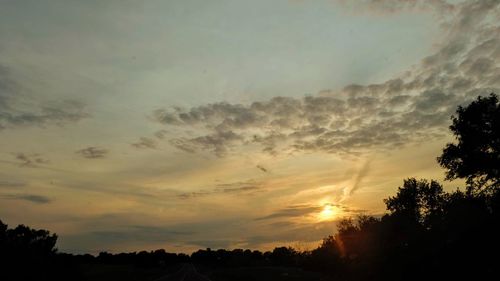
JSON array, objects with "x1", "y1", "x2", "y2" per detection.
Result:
[{"x1": 318, "y1": 204, "x2": 339, "y2": 221}]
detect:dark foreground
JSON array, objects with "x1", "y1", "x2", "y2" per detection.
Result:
[{"x1": 77, "y1": 263, "x2": 326, "y2": 281}]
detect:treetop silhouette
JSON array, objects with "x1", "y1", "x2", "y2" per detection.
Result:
[{"x1": 438, "y1": 93, "x2": 500, "y2": 192}]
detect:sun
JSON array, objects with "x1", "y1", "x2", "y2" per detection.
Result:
[{"x1": 319, "y1": 204, "x2": 338, "y2": 221}]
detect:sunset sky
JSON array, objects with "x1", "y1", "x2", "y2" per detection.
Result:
[{"x1": 1, "y1": 0, "x2": 499, "y2": 254}]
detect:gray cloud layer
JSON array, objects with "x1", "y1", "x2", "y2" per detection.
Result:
[
  {"x1": 152, "y1": 0, "x2": 500, "y2": 157},
  {"x1": 0, "y1": 64, "x2": 89, "y2": 130}
]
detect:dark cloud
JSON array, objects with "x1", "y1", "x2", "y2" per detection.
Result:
[
  {"x1": 187, "y1": 239, "x2": 235, "y2": 249},
  {"x1": 215, "y1": 180, "x2": 262, "y2": 193},
  {"x1": 256, "y1": 165, "x2": 268, "y2": 173},
  {"x1": 14, "y1": 153, "x2": 49, "y2": 168},
  {"x1": 131, "y1": 137, "x2": 157, "y2": 149},
  {"x1": 150, "y1": 0, "x2": 500, "y2": 158},
  {"x1": 154, "y1": 130, "x2": 169, "y2": 139},
  {"x1": 0, "y1": 98, "x2": 89, "y2": 130},
  {"x1": 2, "y1": 193, "x2": 52, "y2": 204},
  {"x1": 2, "y1": 102, "x2": 89, "y2": 128},
  {"x1": 169, "y1": 129, "x2": 244, "y2": 157},
  {"x1": 76, "y1": 147, "x2": 109, "y2": 159},
  {"x1": 255, "y1": 205, "x2": 322, "y2": 221}
]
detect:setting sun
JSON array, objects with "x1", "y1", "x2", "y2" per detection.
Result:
[{"x1": 319, "y1": 204, "x2": 339, "y2": 221}]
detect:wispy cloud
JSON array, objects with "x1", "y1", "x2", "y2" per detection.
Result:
[
  {"x1": 0, "y1": 180, "x2": 26, "y2": 188},
  {"x1": 178, "y1": 180, "x2": 263, "y2": 199},
  {"x1": 334, "y1": 0, "x2": 455, "y2": 15},
  {"x1": 76, "y1": 147, "x2": 109, "y2": 159},
  {"x1": 256, "y1": 203, "x2": 366, "y2": 221},
  {"x1": 14, "y1": 153, "x2": 49, "y2": 168},
  {"x1": 2, "y1": 193, "x2": 52, "y2": 204},
  {"x1": 255, "y1": 205, "x2": 323, "y2": 221},
  {"x1": 346, "y1": 159, "x2": 372, "y2": 198},
  {"x1": 0, "y1": 64, "x2": 89, "y2": 130},
  {"x1": 131, "y1": 137, "x2": 158, "y2": 149}
]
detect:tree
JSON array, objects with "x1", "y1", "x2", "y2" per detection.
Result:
[
  {"x1": 437, "y1": 93, "x2": 500, "y2": 192},
  {"x1": 0, "y1": 220, "x2": 60, "y2": 281},
  {"x1": 384, "y1": 178, "x2": 445, "y2": 227}
]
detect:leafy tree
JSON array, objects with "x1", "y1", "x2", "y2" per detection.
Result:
[
  {"x1": 269, "y1": 246, "x2": 298, "y2": 266},
  {"x1": 307, "y1": 236, "x2": 342, "y2": 273},
  {"x1": 0, "y1": 220, "x2": 58, "y2": 258},
  {"x1": 1, "y1": 220, "x2": 60, "y2": 281},
  {"x1": 384, "y1": 178, "x2": 445, "y2": 228},
  {"x1": 437, "y1": 93, "x2": 500, "y2": 192}
]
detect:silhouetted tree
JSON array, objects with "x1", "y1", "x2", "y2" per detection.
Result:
[
  {"x1": 384, "y1": 178, "x2": 445, "y2": 228},
  {"x1": 0, "y1": 220, "x2": 68, "y2": 281},
  {"x1": 269, "y1": 246, "x2": 298, "y2": 266},
  {"x1": 438, "y1": 93, "x2": 500, "y2": 192}
]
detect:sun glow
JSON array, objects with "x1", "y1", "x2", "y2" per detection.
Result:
[{"x1": 318, "y1": 204, "x2": 339, "y2": 221}]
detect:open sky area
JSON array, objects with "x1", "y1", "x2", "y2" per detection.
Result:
[{"x1": 1, "y1": 0, "x2": 499, "y2": 254}]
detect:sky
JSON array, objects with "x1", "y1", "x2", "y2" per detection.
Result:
[{"x1": 0, "y1": 0, "x2": 499, "y2": 254}]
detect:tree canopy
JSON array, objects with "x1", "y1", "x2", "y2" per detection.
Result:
[{"x1": 438, "y1": 93, "x2": 500, "y2": 192}]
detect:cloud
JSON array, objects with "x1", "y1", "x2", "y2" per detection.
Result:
[
  {"x1": 255, "y1": 205, "x2": 323, "y2": 221},
  {"x1": 76, "y1": 147, "x2": 109, "y2": 159},
  {"x1": 0, "y1": 102, "x2": 89, "y2": 129},
  {"x1": 61, "y1": 224, "x2": 197, "y2": 253},
  {"x1": 0, "y1": 64, "x2": 89, "y2": 130},
  {"x1": 58, "y1": 215, "x2": 243, "y2": 253},
  {"x1": 14, "y1": 153, "x2": 49, "y2": 168},
  {"x1": 132, "y1": 137, "x2": 157, "y2": 149},
  {"x1": 256, "y1": 203, "x2": 368, "y2": 221},
  {"x1": 187, "y1": 239, "x2": 236, "y2": 249},
  {"x1": 0, "y1": 180, "x2": 26, "y2": 188},
  {"x1": 334, "y1": 0, "x2": 455, "y2": 14},
  {"x1": 245, "y1": 221, "x2": 340, "y2": 247},
  {"x1": 153, "y1": 92, "x2": 453, "y2": 157},
  {"x1": 216, "y1": 181, "x2": 263, "y2": 193},
  {"x1": 154, "y1": 130, "x2": 169, "y2": 139},
  {"x1": 151, "y1": 0, "x2": 500, "y2": 158},
  {"x1": 256, "y1": 165, "x2": 268, "y2": 173},
  {"x1": 177, "y1": 180, "x2": 263, "y2": 200},
  {"x1": 346, "y1": 159, "x2": 371, "y2": 197},
  {"x1": 2, "y1": 193, "x2": 52, "y2": 204},
  {"x1": 89, "y1": 226, "x2": 196, "y2": 243},
  {"x1": 168, "y1": 129, "x2": 244, "y2": 157}
]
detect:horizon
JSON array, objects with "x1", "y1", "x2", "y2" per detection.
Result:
[{"x1": 1, "y1": 0, "x2": 499, "y2": 255}]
